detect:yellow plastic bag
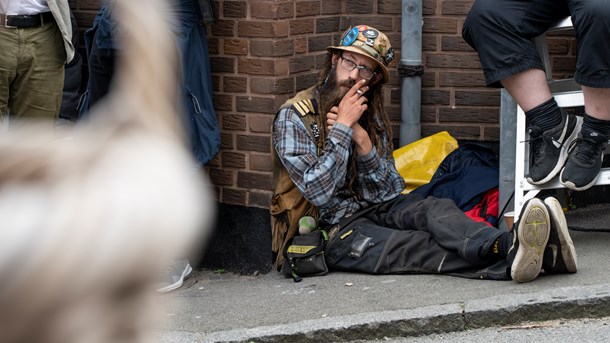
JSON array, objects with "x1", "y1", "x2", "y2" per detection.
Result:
[{"x1": 393, "y1": 131, "x2": 458, "y2": 193}]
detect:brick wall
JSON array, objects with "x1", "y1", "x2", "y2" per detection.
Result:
[{"x1": 70, "y1": 0, "x2": 576, "y2": 210}]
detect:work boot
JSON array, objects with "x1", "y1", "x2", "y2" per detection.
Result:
[
  {"x1": 507, "y1": 198, "x2": 550, "y2": 283},
  {"x1": 527, "y1": 112, "x2": 579, "y2": 185},
  {"x1": 542, "y1": 197, "x2": 577, "y2": 274},
  {"x1": 560, "y1": 128, "x2": 608, "y2": 191}
]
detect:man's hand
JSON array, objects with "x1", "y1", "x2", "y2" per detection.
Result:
[
  {"x1": 326, "y1": 80, "x2": 373, "y2": 156},
  {"x1": 333, "y1": 79, "x2": 369, "y2": 128}
]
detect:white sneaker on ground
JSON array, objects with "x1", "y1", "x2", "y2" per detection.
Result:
[{"x1": 156, "y1": 260, "x2": 193, "y2": 293}]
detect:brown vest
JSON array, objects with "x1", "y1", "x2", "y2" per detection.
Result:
[{"x1": 270, "y1": 86, "x2": 324, "y2": 268}]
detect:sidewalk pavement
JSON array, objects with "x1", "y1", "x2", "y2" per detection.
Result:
[{"x1": 157, "y1": 205, "x2": 610, "y2": 343}]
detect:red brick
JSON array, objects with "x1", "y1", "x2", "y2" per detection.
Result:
[
  {"x1": 222, "y1": 114, "x2": 247, "y2": 131},
  {"x1": 441, "y1": 0, "x2": 474, "y2": 15},
  {"x1": 422, "y1": 125, "x2": 482, "y2": 140},
  {"x1": 439, "y1": 71, "x2": 486, "y2": 87},
  {"x1": 209, "y1": 168, "x2": 235, "y2": 186},
  {"x1": 250, "y1": 153, "x2": 273, "y2": 172},
  {"x1": 321, "y1": 0, "x2": 341, "y2": 15},
  {"x1": 237, "y1": 135, "x2": 271, "y2": 153},
  {"x1": 249, "y1": 115, "x2": 274, "y2": 134},
  {"x1": 439, "y1": 107, "x2": 499, "y2": 123},
  {"x1": 483, "y1": 126, "x2": 500, "y2": 141},
  {"x1": 295, "y1": 37, "x2": 308, "y2": 53},
  {"x1": 224, "y1": 39, "x2": 248, "y2": 55},
  {"x1": 212, "y1": 20, "x2": 237, "y2": 37},
  {"x1": 345, "y1": 0, "x2": 374, "y2": 14},
  {"x1": 207, "y1": 37, "x2": 220, "y2": 54},
  {"x1": 222, "y1": 188, "x2": 247, "y2": 205},
  {"x1": 422, "y1": 90, "x2": 450, "y2": 105},
  {"x1": 423, "y1": 18, "x2": 458, "y2": 34},
  {"x1": 213, "y1": 94, "x2": 234, "y2": 112},
  {"x1": 423, "y1": 0, "x2": 438, "y2": 15},
  {"x1": 238, "y1": 171, "x2": 272, "y2": 189},
  {"x1": 291, "y1": 19, "x2": 315, "y2": 35},
  {"x1": 210, "y1": 56, "x2": 235, "y2": 73},
  {"x1": 223, "y1": 1, "x2": 247, "y2": 18},
  {"x1": 238, "y1": 21, "x2": 290, "y2": 38},
  {"x1": 236, "y1": 96, "x2": 277, "y2": 114},
  {"x1": 223, "y1": 76, "x2": 247, "y2": 93},
  {"x1": 421, "y1": 106, "x2": 438, "y2": 123},
  {"x1": 290, "y1": 55, "x2": 316, "y2": 74},
  {"x1": 221, "y1": 132, "x2": 234, "y2": 150},
  {"x1": 423, "y1": 34, "x2": 438, "y2": 51},
  {"x1": 425, "y1": 53, "x2": 481, "y2": 69},
  {"x1": 455, "y1": 90, "x2": 501, "y2": 106},
  {"x1": 441, "y1": 35, "x2": 474, "y2": 52},
  {"x1": 295, "y1": 73, "x2": 319, "y2": 91},
  {"x1": 552, "y1": 56, "x2": 577, "y2": 72},
  {"x1": 296, "y1": 1, "x2": 320, "y2": 17},
  {"x1": 250, "y1": 77, "x2": 295, "y2": 95},
  {"x1": 250, "y1": 39, "x2": 294, "y2": 57},
  {"x1": 308, "y1": 34, "x2": 333, "y2": 52},
  {"x1": 238, "y1": 58, "x2": 289, "y2": 76},
  {"x1": 222, "y1": 151, "x2": 247, "y2": 168},
  {"x1": 422, "y1": 71, "x2": 436, "y2": 87},
  {"x1": 316, "y1": 17, "x2": 341, "y2": 34},
  {"x1": 379, "y1": 0, "x2": 402, "y2": 14},
  {"x1": 547, "y1": 38, "x2": 570, "y2": 55},
  {"x1": 251, "y1": 1, "x2": 294, "y2": 19}
]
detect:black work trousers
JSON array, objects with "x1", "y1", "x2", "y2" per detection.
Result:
[
  {"x1": 462, "y1": 0, "x2": 610, "y2": 88},
  {"x1": 324, "y1": 194, "x2": 511, "y2": 280}
]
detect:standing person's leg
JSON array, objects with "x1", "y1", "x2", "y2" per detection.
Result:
[
  {"x1": 463, "y1": 0, "x2": 579, "y2": 185},
  {"x1": 560, "y1": 0, "x2": 610, "y2": 190},
  {"x1": 10, "y1": 21, "x2": 65, "y2": 128},
  {"x1": 0, "y1": 27, "x2": 18, "y2": 125},
  {"x1": 85, "y1": 44, "x2": 117, "y2": 110}
]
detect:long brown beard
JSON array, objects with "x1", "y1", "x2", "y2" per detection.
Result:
[{"x1": 317, "y1": 67, "x2": 365, "y2": 197}]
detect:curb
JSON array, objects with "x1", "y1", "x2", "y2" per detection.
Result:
[{"x1": 197, "y1": 283, "x2": 610, "y2": 343}]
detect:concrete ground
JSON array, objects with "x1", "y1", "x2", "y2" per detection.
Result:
[{"x1": 157, "y1": 204, "x2": 610, "y2": 343}]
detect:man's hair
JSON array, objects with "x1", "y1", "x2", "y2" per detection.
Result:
[{"x1": 316, "y1": 51, "x2": 394, "y2": 198}]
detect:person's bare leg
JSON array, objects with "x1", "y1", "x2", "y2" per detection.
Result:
[
  {"x1": 583, "y1": 86, "x2": 610, "y2": 121},
  {"x1": 501, "y1": 69, "x2": 552, "y2": 111}
]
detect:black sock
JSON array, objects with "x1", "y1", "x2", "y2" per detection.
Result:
[
  {"x1": 525, "y1": 98, "x2": 562, "y2": 132},
  {"x1": 582, "y1": 113, "x2": 610, "y2": 140},
  {"x1": 490, "y1": 231, "x2": 512, "y2": 259}
]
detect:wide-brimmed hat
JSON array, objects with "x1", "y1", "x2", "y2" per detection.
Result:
[{"x1": 327, "y1": 25, "x2": 395, "y2": 83}]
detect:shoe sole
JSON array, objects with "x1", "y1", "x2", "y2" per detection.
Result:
[
  {"x1": 156, "y1": 263, "x2": 193, "y2": 293},
  {"x1": 528, "y1": 116, "x2": 581, "y2": 185},
  {"x1": 544, "y1": 197, "x2": 578, "y2": 272},
  {"x1": 511, "y1": 199, "x2": 550, "y2": 283}
]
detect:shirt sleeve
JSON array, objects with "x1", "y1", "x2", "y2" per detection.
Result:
[
  {"x1": 272, "y1": 108, "x2": 353, "y2": 206},
  {"x1": 355, "y1": 143, "x2": 406, "y2": 203}
]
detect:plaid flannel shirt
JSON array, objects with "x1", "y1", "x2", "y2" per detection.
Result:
[{"x1": 273, "y1": 107, "x2": 405, "y2": 226}]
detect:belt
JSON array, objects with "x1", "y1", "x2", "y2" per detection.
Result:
[{"x1": 0, "y1": 12, "x2": 54, "y2": 29}]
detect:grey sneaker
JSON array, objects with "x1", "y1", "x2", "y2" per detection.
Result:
[
  {"x1": 542, "y1": 197, "x2": 577, "y2": 274},
  {"x1": 156, "y1": 260, "x2": 193, "y2": 293},
  {"x1": 509, "y1": 198, "x2": 551, "y2": 283},
  {"x1": 526, "y1": 112, "x2": 579, "y2": 185},
  {"x1": 560, "y1": 128, "x2": 607, "y2": 191}
]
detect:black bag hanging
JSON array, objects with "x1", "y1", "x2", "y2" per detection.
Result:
[{"x1": 281, "y1": 230, "x2": 329, "y2": 282}]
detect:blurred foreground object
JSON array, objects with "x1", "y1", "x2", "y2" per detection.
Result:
[{"x1": 0, "y1": 0, "x2": 212, "y2": 342}]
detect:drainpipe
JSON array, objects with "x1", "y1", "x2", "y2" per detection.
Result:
[{"x1": 398, "y1": 0, "x2": 424, "y2": 146}]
